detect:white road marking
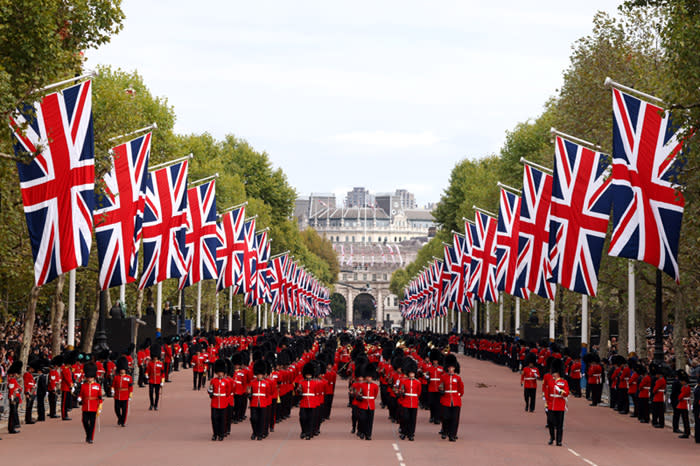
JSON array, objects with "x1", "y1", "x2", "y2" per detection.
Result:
[
  {"x1": 567, "y1": 447, "x2": 598, "y2": 466},
  {"x1": 582, "y1": 459, "x2": 597, "y2": 466},
  {"x1": 392, "y1": 443, "x2": 399, "y2": 451},
  {"x1": 396, "y1": 453, "x2": 404, "y2": 462},
  {"x1": 568, "y1": 448, "x2": 580, "y2": 457}
]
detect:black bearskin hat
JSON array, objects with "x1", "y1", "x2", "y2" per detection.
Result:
[
  {"x1": 364, "y1": 363, "x2": 378, "y2": 380},
  {"x1": 52, "y1": 355, "x2": 64, "y2": 367},
  {"x1": 429, "y1": 349, "x2": 443, "y2": 364},
  {"x1": 231, "y1": 352, "x2": 243, "y2": 366},
  {"x1": 253, "y1": 360, "x2": 267, "y2": 376},
  {"x1": 612, "y1": 355, "x2": 626, "y2": 366},
  {"x1": 444, "y1": 354, "x2": 460, "y2": 374},
  {"x1": 116, "y1": 356, "x2": 129, "y2": 373},
  {"x1": 402, "y1": 358, "x2": 418, "y2": 376},
  {"x1": 84, "y1": 361, "x2": 98, "y2": 379},
  {"x1": 550, "y1": 358, "x2": 563, "y2": 375},
  {"x1": 302, "y1": 362, "x2": 315, "y2": 378},
  {"x1": 525, "y1": 352, "x2": 537, "y2": 366},
  {"x1": 214, "y1": 359, "x2": 226, "y2": 374},
  {"x1": 150, "y1": 344, "x2": 162, "y2": 359}
]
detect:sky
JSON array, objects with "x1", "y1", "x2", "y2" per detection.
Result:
[{"x1": 86, "y1": 0, "x2": 620, "y2": 207}]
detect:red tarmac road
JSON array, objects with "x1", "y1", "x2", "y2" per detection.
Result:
[{"x1": 2, "y1": 355, "x2": 698, "y2": 465}]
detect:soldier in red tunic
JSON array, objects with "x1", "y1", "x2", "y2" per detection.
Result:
[
  {"x1": 23, "y1": 360, "x2": 38, "y2": 424},
  {"x1": 232, "y1": 352, "x2": 249, "y2": 423},
  {"x1": 111, "y1": 357, "x2": 133, "y2": 426},
  {"x1": 79, "y1": 362, "x2": 103, "y2": 444},
  {"x1": 146, "y1": 344, "x2": 164, "y2": 410},
  {"x1": 7, "y1": 361, "x2": 23, "y2": 434},
  {"x1": 192, "y1": 344, "x2": 207, "y2": 390},
  {"x1": 521, "y1": 352, "x2": 539, "y2": 412},
  {"x1": 546, "y1": 359, "x2": 569, "y2": 446},
  {"x1": 426, "y1": 350, "x2": 444, "y2": 425},
  {"x1": 208, "y1": 359, "x2": 229, "y2": 441},
  {"x1": 357, "y1": 363, "x2": 379, "y2": 440},
  {"x1": 249, "y1": 360, "x2": 271, "y2": 440},
  {"x1": 398, "y1": 358, "x2": 421, "y2": 441},
  {"x1": 60, "y1": 354, "x2": 74, "y2": 420},
  {"x1": 674, "y1": 370, "x2": 691, "y2": 438},
  {"x1": 439, "y1": 354, "x2": 464, "y2": 442},
  {"x1": 48, "y1": 356, "x2": 62, "y2": 418},
  {"x1": 650, "y1": 362, "x2": 666, "y2": 428},
  {"x1": 297, "y1": 362, "x2": 321, "y2": 440}
]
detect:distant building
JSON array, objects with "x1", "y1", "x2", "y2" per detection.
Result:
[
  {"x1": 294, "y1": 187, "x2": 436, "y2": 330},
  {"x1": 345, "y1": 187, "x2": 374, "y2": 208}
]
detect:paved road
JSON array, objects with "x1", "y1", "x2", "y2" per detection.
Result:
[{"x1": 2, "y1": 355, "x2": 698, "y2": 465}]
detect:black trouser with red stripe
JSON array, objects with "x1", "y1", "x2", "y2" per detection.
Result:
[
  {"x1": 149, "y1": 384, "x2": 161, "y2": 408},
  {"x1": 524, "y1": 388, "x2": 536, "y2": 411},
  {"x1": 442, "y1": 405, "x2": 460, "y2": 439},
  {"x1": 211, "y1": 407, "x2": 226, "y2": 438},
  {"x1": 61, "y1": 390, "x2": 72, "y2": 419},
  {"x1": 250, "y1": 406, "x2": 268, "y2": 438},
  {"x1": 428, "y1": 391, "x2": 441, "y2": 422},
  {"x1": 114, "y1": 399, "x2": 128, "y2": 425},
  {"x1": 49, "y1": 391, "x2": 58, "y2": 417},
  {"x1": 299, "y1": 407, "x2": 314, "y2": 437},
  {"x1": 8, "y1": 400, "x2": 20, "y2": 432},
  {"x1": 358, "y1": 408, "x2": 375, "y2": 438},
  {"x1": 82, "y1": 411, "x2": 97, "y2": 441},
  {"x1": 400, "y1": 406, "x2": 417, "y2": 437}
]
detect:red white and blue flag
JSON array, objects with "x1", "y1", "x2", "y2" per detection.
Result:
[
  {"x1": 180, "y1": 180, "x2": 219, "y2": 289},
  {"x1": 139, "y1": 160, "x2": 189, "y2": 289},
  {"x1": 495, "y1": 189, "x2": 528, "y2": 299},
  {"x1": 215, "y1": 205, "x2": 245, "y2": 292},
  {"x1": 95, "y1": 133, "x2": 151, "y2": 289},
  {"x1": 452, "y1": 233, "x2": 471, "y2": 312},
  {"x1": 10, "y1": 80, "x2": 95, "y2": 286},
  {"x1": 241, "y1": 218, "x2": 258, "y2": 305},
  {"x1": 253, "y1": 230, "x2": 270, "y2": 304},
  {"x1": 549, "y1": 135, "x2": 612, "y2": 295},
  {"x1": 468, "y1": 212, "x2": 499, "y2": 303},
  {"x1": 608, "y1": 87, "x2": 686, "y2": 282},
  {"x1": 516, "y1": 165, "x2": 556, "y2": 299},
  {"x1": 268, "y1": 253, "x2": 288, "y2": 314}
]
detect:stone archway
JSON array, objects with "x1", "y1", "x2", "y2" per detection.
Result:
[
  {"x1": 353, "y1": 293, "x2": 376, "y2": 327},
  {"x1": 330, "y1": 293, "x2": 347, "y2": 329}
]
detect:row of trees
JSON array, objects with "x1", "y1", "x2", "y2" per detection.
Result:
[
  {"x1": 0, "y1": 1, "x2": 338, "y2": 359},
  {"x1": 391, "y1": 3, "x2": 700, "y2": 368}
]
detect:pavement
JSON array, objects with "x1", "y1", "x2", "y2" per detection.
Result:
[{"x1": 1, "y1": 355, "x2": 698, "y2": 465}]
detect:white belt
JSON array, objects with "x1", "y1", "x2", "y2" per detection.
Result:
[
  {"x1": 362, "y1": 396, "x2": 376, "y2": 399},
  {"x1": 212, "y1": 393, "x2": 226, "y2": 397},
  {"x1": 430, "y1": 378, "x2": 440, "y2": 381},
  {"x1": 551, "y1": 394, "x2": 564, "y2": 398},
  {"x1": 302, "y1": 393, "x2": 315, "y2": 396},
  {"x1": 252, "y1": 393, "x2": 266, "y2": 397},
  {"x1": 235, "y1": 381, "x2": 243, "y2": 384},
  {"x1": 404, "y1": 393, "x2": 418, "y2": 397},
  {"x1": 444, "y1": 390, "x2": 458, "y2": 393},
  {"x1": 524, "y1": 377, "x2": 535, "y2": 381}
]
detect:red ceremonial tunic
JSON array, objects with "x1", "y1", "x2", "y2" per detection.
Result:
[
  {"x1": 80, "y1": 382, "x2": 103, "y2": 412},
  {"x1": 112, "y1": 374, "x2": 133, "y2": 401},
  {"x1": 439, "y1": 373, "x2": 464, "y2": 407}
]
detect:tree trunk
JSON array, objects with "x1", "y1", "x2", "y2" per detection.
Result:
[
  {"x1": 673, "y1": 285, "x2": 687, "y2": 370},
  {"x1": 20, "y1": 285, "x2": 41, "y2": 368},
  {"x1": 599, "y1": 304, "x2": 610, "y2": 359},
  {"x1": 81, "y1": 283, "x2": 104, "y2": 353},
  {"x1": 50, "y1": 274, "x2": 66, "y2": 357}
]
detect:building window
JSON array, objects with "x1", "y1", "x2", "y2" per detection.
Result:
[
  {"x1": 353, "y1": 273, "x2": 358, "y2": 281},
  {"x1": 372, "y1": 274, "x2": 377, "y2": 281},
  {"x1": 393, "y1": 297, "x2": 398, "y2": 306},
  {"x1": 345, "y1": 236, "x2": 349, "y2": 242},
  {"x1": 352, "y1": 236, "x2": 355, "y2": 242},
  {"x1": 383, "y1": 274, "x2": 388, "y2": 280},
  {"x1": 363, "y1": 274, "x2": 368, "y2": 280}
]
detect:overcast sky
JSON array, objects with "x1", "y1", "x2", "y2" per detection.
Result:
[{"x1": 86, "y1": 0, "x2": 619, "y2": 207}]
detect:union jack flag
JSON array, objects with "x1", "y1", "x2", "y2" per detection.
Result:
[
  {"x1": 285, "y1": 261, "x2": 298, "y2": 316},
  {"x1": 139, "y1": 160, "x2": 189, "y2": 289},
  {"x1": 452, "y1": 233, "x2": 471, "y2": 312},
  {"x1": 241, "y1": 218, "x2": 258, "y2": 305},
  {"x1": 608, "y1": 87, "x2": 686, "y2": 282},
  {"x1": 95, "y1": 133, "x2": 151, "y2": 289},
  {"x1": 495, "y1": 189, "x2": 528, "y2": 299},
  {"x1": 253, "y1": 230, "x2": 270, "y2": 304},
  {"x1": 516, "y1": 165, "x2": 556, "y2": 299},
  {"x1": 468, "y1": 212, "x2": 499, "y2": 302},
  {"x1": 549, "y1": 135, "x2": 612, "y2": 295},
  {"x1": 180, "y1": 180, "x2": 220, "y2": 289},
  {"x1": 10, "y1": 80, "x2": 95, "y2": 286},
  {"x1": 268, "y1": 253, "x2": 288, "y2": 314},
  {"x1": 443, "y1": 244, "x2": 460, "y2": 309},
  {"x1": 215, "y1": 205, "x2": 245, "y2": 292}
]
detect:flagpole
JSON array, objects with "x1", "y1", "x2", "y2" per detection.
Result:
[
  {"x1": 107, "y1": 123, "x2": 158, "y2": 142},
  {"x1": 628, "y1": 260, "x2": 636, "y2": 353},
  {"x1": 228, "y1": 287, "x2": 233, "y2": 331},
  {"x1": 219, "y1": 201, "x2": 248, "y2": 215},
  {"x1": 120, "y1": 284, "x2": 126, "y2": 312},
  {"x1": 604, "y1": 77, "x2": 665, "y2": 105},
  {"x1": 196, "y1": 281, "x2": 202, "y2": 330},
  {"x1": 67, "y1": 269, "x2": 76, "y2": 349},
  {"x1": 149, "y1": 153, "x2": 193, "y2": 171},
  {"x1": 188, "y1": 173, "x2": 219, "y2": 187},
  {"x1": 581, "y1": 294, "x2": 588, "y2": 348},
  {"x1": 257, "y1": 304, "x2": 261, "y2": 328},
  {"x1": 550, "y1": 127, "x2": 604, "y2": 151},
  {"x1": 264, "y1": 304, "x2": 268, "y2": 330},
  {"x1": 215, "y1": 292, "x2": 219, "y2": 330},
  {"x1": 498, "y1": 292, "x2": 504, "y2": 332},
  {"x1": 496, "y1": 182, "x2": 520, "y2": 195},
  {"x1": 156, "y1": 282, "x2": 163, "y2": 335},
  {"x1": 457, "y1": 310, "x2": 461, "y2": 334},
  {"x1": 34, "y1": 70, "x2": 97, "y2": 93},
  {"x1": 278, "y1": 311, "x2": 281, "y2": 332},
  {"x1": 519, "y1": 157, "x2": 553, "y2": 175},
  {"x1": 549, "y1": 299, "x2": 555, "y2": 341},
  {"x1": 472, "y1": 205, "x2": 498, "y2": 218},
  {"x1": 486, "y1": 302, "x2": 490, "y2": 334},
  {"x1": 515, "y1": 298, "x2": 520, "y2": 337}
]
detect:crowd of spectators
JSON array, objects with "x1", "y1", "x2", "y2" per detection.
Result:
[{"x1": 0, "y1": 316, "x2": 81, "y2": 379}]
